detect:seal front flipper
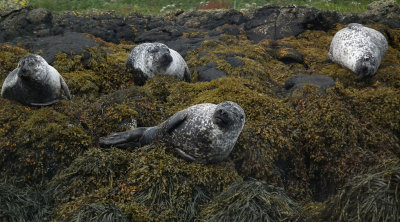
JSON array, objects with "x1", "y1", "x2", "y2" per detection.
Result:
[
  {"x1": 163, "y1": 111, "x2": 188, "y2": 134},
  {"x1": 99, "y1": 127, "x2": 148, "y2": 149},
  {"x1": 60, "y1": 76, "x2": 71, "y2": 100}
]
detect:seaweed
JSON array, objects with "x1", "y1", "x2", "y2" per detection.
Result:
[
  {"x1": 0, "y1": 182, "x2": 53, "y2": 222},
  {"x1": 200, "y1": 180, "x2": 301, "y2": 222},
  {"x1": 319, "y1": 159, "x2": 400, "y2": 222}
]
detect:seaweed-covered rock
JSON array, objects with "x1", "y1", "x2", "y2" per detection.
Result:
[
  {"x1": 318, "y1": 159, "x2": 400, "y2": 222},
  {"x1": 196, "y1": 62, "x2": 227, "y2": 82},
  {"x1": 200, "y1": 180, "x2": 301, "y2": 221},
  {"x1": 0, "y1": 182, "x2": 53, "y2": 222},
  {"x1": 284, "y1": 74, "x2": 335, "y2": 92}
]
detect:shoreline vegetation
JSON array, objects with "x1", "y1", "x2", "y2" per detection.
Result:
[{"x1": 28, "y1": 0, "x2": 400, "y2": 15}]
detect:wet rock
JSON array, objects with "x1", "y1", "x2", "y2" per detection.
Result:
[
  {"x1": 245, "y1": 5, "x2": 341, "y2": 42},
  {"x1": 135, "y1": 25, "x2": 188, "y2": 43},
  {"x1": 359, "y1": 0, "x2": 400, "y2": 28},
  {"x1": 284, "y1": 74, "x2": 335, "y2": 92},
  {"x1": 52, "y1": 11, "x2": 135, "y2": 43},
  {"x1": 197, "y1": 62, "x2": 227, "y2": 82},
  {"x1": 13, "y1": 32, "x2": 100, "y2": 64},
  {"x1": 27, "y1": 8, "x2": 51, "y2": 24},
  {"x1": 226, "y1": 56, "x2": 243, "y2": 67}
]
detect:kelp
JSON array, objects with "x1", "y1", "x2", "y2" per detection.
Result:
[
  {"x1": 0, "y1": 182, "x2": 53, "y2": 222},
  {"x1": 200, "y1": 180, "x2": 301, "y2": 222},
  {"x1": 318, "y1": 159, "x2": 400, "y2": 222}
]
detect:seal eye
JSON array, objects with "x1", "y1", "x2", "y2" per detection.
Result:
[{"x1": 149, "y1": 48, "x2": 159, "y2": 53}]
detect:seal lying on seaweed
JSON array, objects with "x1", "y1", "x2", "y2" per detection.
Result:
[
  {"x1": 328, "y1": 23, "x2": 388, "y2": 78},
  {"x1": 100, "y1": 101, "x2": 245, "y2": 164},
  {"x1": 126, "y1": 42, "x2": 191, "y2": 85},
  {"x1": 1, "y1": 54, "x2": 71, "y2": 106}
]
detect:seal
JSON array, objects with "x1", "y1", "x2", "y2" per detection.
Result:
[
  {"x1": 126, "y1": 42, "x2": 191, "y2": 85},
  {"x1": 100, "y1": 101, "x2": 246, "y2": 164},
  {"x1": 1, "y1": 54, "x2": 71, "y2": 106},
  {"x1": 328, "y1": 23, "x2": 388, "y2": 78}
]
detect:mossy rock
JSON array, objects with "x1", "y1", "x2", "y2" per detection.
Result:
[
  {"x1": 318, "y1": 159, "x2": 400, "y2": 222},
  {"x1": 0, "y1": 44, "x2": 28, "y2": 80},
  {"x1": 199, "y1": 180, "x2": 301, "y2": 222},
  {"x1": 48, "y1": 147, "x2": 136, "y2": 204},
  {"x1": 122, "y1": 144, "x2": 242, "y2": 221},
  {"x1": 16, "y1": 108, "x2": 90, "y2": 184}
]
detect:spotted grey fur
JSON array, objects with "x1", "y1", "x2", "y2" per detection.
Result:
[
  {"x1": 99, "y1": 101, "x2": 245, "y2": 164},
  {"x1": 1, "y1": 54, "x2": 71, "y2": 106},
  {"x1": 328, "y1": 23, "x2": 388, "y2": 78},
  {"x1": 126, "y1": 42, "x2": 191, "y2": 85}
]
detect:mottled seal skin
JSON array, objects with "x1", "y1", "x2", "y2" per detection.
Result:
[
  {"x1": 126, "y1": 42, "x2": 191, "y2": 85},
  {"x1": 328, "y1": 23, "x2": 388, "y2": 78},
  {"x1": 100, "y1": 101, "x2": 246, "y2": 164},
  {"x1": 1, "y1": 54, "x2": 71, "y2": 106}
]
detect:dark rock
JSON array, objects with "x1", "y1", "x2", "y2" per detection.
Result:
[
  {"x1": 245, "y1": 5, "x2": 341, "y2": 42},
  {"x1": 178, "y1": 9, "x2": 245, "y2": 30},
  {"x1": 197, "y1": 62, "x2": 227, "y2": 82},
  {"x1": 52, "y1": 11, "x2": 135, "y2": 43},
  {"x1": 226, "y1": 56, "x2": 243, "y2": 67},
  {"x1": 135, "y1": 25, "x2": 189, "y2": 43},
  {"x1": 284, "y1": 74, "x2": 335, "y2": 92},
  {"x1": 12, "y1": 32, "x2": 100, "y2": 64},
  {"x1": 276, "y1": 47, "x2": 304, "y2": 65},
  {"x1": 198, "y1": 52, "x2": 208, "y2": 59},
  {"x1": 27, "y1": 8, "x2": 51, "y2": 24},
  {"x1": 358, "y1": 0, "x2": 400, "y2": 28}
]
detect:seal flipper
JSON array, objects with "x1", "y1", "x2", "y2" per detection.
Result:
[
  {"x1": 99, "y1": 127, "x2": 148, "y2": 149},
  {"x1": 163, "y1": 111, "x2": 188, "y2": 134},
  {"x1": 183, "y1": 68, "x2": 191, "y2": 83},
  {"x1": 30, "y1": 99, "x2": 60, "y2": 107},
  {"x1": 60, "y1": 76, "x2": 71, "y2": 100}
]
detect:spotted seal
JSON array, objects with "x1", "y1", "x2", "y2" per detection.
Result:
[
  {"x1": 328, "y1": 23, "x2": 388, "y2": 78},
  {"x1": 100, "y1": 101, "x2": 245, "y2": 164},
  {"x1": 126, "y1": 42, "x2": 191, "y2": 85},
  {"x1": 1, "y1": 54, "x2": 71, "y2": 106}
]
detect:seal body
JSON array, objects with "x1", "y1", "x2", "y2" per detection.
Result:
[
  {"x1": 126, "y1": 42, "x2": 191, "y2": 85},
  {"x1": 100, "y1": 101, "x2": 246, "y2": 164},
  {"x1": 328, "y1": 23, "x2": 388, "y2": 78},
  {"x1": 1, "y1": 54, "x2": 71, "y2": 106}
]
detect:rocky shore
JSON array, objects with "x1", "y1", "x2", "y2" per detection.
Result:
[{"x1": 0, "y1": 1, "x2": 399, "y2": 221}]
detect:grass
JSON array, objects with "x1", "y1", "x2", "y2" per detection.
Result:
[{"x1": 26, "y1": 0, "x2": 400, "y2": 16}]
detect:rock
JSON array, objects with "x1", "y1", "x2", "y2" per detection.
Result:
[
  {"x1": 52, "y1": 11, "x2": 135, "y2": 43},
  {"x1": 226, "y1": 56, "x2": 243, "y2": 67},
  {"x1": 245, "y1": 5, "x2": 340, "y2": 42},
  {"x1": 284, "y1": 74, "x2": 335, "y2": 92},
  {"x1": 13, "y1": 32, "x2": 100, "y2": 64},
  {"x1": 359, "y1": 0, "x2": 400, "y2": 28},
  {"x1": 197, "y1": 62, "x2": 227, "y2": 82},
  {"x1": 27, "y1": 8, "x2": 51, "y2": 24}
]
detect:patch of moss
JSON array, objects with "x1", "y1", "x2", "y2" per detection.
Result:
[
  {"x1": 1, "y1": 108, "x2": 91, "y2": 185},
  {"x1": 0, "y1": 44, "x2": 28, "y2": 80},
  {"x1": 48, "y1": 148, "x2": 135, "y2": 204},
  {"x1": 53, "y1": 46, "x2": 134, "y2": 97},
  {"x1": 200, "y1": 180, "x2": 301, "y2": 222}
]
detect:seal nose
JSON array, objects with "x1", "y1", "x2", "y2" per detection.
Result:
[
  {"x1": 160, "y1": 54, "x2": 173, "y2": 66},
  {"x1": 218, "y1": 109, "x2": 228, "y2": 117}
]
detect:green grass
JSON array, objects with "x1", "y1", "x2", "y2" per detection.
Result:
[{"x1": 27, "y1": 0, "x2": 400, "y2": 16}]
